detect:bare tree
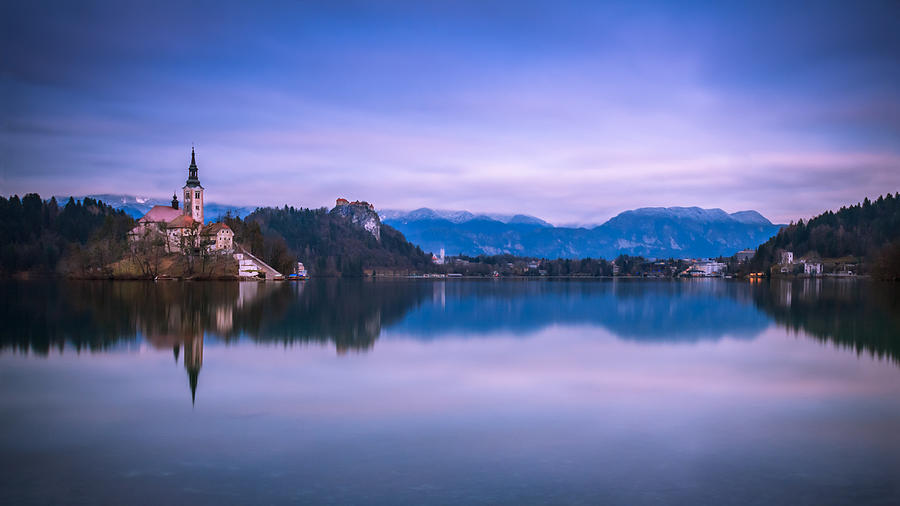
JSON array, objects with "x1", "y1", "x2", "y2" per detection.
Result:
[
  {"x1": 177, "y1": 223, "x2": 201, "y2": 276},
  {"x1": 129, "y1": 224, "x2": 166, "y2": 278},
  {"x1": 198, "y1": 233, "x2": 221, "y2": 277}
]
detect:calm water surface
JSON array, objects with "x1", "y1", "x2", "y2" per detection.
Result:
[{"x1": 1, "y1": 279, "x2": 899, "y2": 505}]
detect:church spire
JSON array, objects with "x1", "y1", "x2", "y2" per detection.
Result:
[
  {"x1": 182, "y1": 146, "x2": 205, "y2": 224},
  {"x1": 186, "y1": 147, "x2": 200, "y2": 185}
]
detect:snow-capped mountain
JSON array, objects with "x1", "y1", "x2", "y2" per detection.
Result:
[
  {"x1": 379, "y1": 208, "x2": 552, "y2": 227},
  {"x1": 382, "y1": 206, "x2": 783, "y2": 259}
]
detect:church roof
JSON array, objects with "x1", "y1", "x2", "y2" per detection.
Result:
[
  {"x1": 139, "y1": 205, "x2": 181, "y2": 223},
  {"x1": 167, "y1": 214, "x2": 197, "y2": 229},
  {"x1": 200, "y1": 222, "x2": 232, "y2": 235}
]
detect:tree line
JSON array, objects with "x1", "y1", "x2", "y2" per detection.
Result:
[
  {"x1": 447, "y1": 254, "x2": 694, "y2": 277},
  {"x1": 749, "y1": 193, "x2": 900, "y2": 279},
  {"x1": 0, "y1": 194, "x2": 133, "y2": 276}
]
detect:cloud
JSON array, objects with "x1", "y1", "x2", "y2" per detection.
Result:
[{"x1": 2, "y1": 1, "x2": 899, "y2": 224}]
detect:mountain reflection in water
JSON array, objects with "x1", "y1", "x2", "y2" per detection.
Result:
[
  {"x1": 2, "y1": 279, "x2": 899, "y2": 356},
  {"x1": 1, "y1": 278, "x2": 899, "y2": 403}
]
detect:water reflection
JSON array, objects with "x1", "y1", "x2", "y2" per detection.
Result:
[
  {"x1": 2, "y1": 279, "x2": 899, "y2": 357},
  {"x1": 397, "y1": 279, "x2": 770, "y2": 341},
  {"x1": 751, "y1": 279, "x2": 900, "y2": 364},
  {"x1": 0, "y1": 280, "x2": 431, "y2": 354},
  {"x1": 3, "y1": 279, "x2": 900, "y2": 505},
  {"x1": 1, "y1": 279, "x2": 899, "y2": 403},
  {"x1": 0, "y1": 280, "x2": 432, "y2": 403}
]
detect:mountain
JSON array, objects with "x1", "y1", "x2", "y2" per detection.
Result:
[
  {"x1": 380, "y1": 208, "x2": 552, "y2": 227},
  {"x1": 55, "y1": 194, "x2": 257, "y2": 221},
  {"x1": 729, "y1": 210, "x2": 772, "y2": 225},
  {"x1": 58, "y1": 194, "x2": 784, "y2": 261},
  {"x1": 382, "y1": 206, "x2": 783, "y2": 259}
]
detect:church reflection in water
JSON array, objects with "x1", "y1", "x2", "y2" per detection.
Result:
[
  {"x1": 143, "y1": 333, "x2": 204, "y2": 404},
  {"x1": 141, "y1": 282, "x2": 268, "y2": 404},
  {"x1": 134, "y1": 280, "x2": 429, "y2": 403},
  {"x1": 2, "y1": 278, "x2": 899, "y2": 404}
]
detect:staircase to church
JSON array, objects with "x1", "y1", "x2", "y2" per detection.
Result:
[{"x1": 234, "y1": 246, "x2": 284, "y2": 280}]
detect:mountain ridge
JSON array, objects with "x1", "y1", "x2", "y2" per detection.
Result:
[
  {"x1": 80, "y1": 194, "x2": 783, "y2": 260},
  {"x1": 379, "y1": 208, "x2": 553, "y2": 227},
  {"x1": 382, "y1": 206, "x2": 783, "y2": 259}
]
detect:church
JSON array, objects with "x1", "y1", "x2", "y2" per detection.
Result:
[{"x1": 129, "y1": 148, "x2": 234, "y2": 253}]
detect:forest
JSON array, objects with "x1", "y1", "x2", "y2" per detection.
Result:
[
  {"x1": 224, "y1": 206, "x2": 436, "y2": 277},
  {"x1": 749, "y1": 193, "x2": 900, "y2": 280},
  {"x1": 0, "y1": 194, "x2": 133, "y2": 277}
]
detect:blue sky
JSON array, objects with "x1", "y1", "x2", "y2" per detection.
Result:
[{"x1": 2, "y1": 1, "x2": 899, "y2": 224}]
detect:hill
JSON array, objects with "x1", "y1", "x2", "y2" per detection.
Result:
[
  {"x1": 749, "y1": 193, "x2": 900, "y2": 279},
  {"x1": 225, "y1": 204, "x2": 434, "y2": 277},
  {"x1": 382, "y1": 206, "x2": 782, "y2": 259}
]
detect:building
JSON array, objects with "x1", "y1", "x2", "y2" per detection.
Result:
[
  {"x1": 200, "y1": 222, "x2": 234, "y2": 252},
  {"x1": 129, "y1": 148, "x2": 233, "y2": 254},
  {"x1": 735, "y1": 249, "x2": 755, "y2": 262},
  {"x1": 780, "y1": 251, "x2": 794, "y2": 264},
  {"x1": 335, "y1": 197, "x2": 375, "y2": 211},
  {"x1": 803, "y1": 262, "x2": 823, "y2": 275},
  {"x1": 690, "y1": 260, "x2": 726, "y2": 276}
]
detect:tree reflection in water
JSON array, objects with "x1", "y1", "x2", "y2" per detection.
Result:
[
  {"x1": 1, "y1": 278, "x2": 898, "y2": 403},
  {"x1": 751, "y1": 278, "x2": 900, "y2": 365}
]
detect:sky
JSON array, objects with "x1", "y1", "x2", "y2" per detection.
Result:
[{"x1": 2, "y1": 1, "x2": 899, "y2": 225}]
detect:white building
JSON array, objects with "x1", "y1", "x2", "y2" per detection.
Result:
[
  {"x1": 692, "y1": 260, "x2": 726, "y2": 276},
  {"x1": 780, "y1": 251, "x2": 794, "y2": 264},
  {"x1": 803, "y1": 262, "x2": 823, "y2": 275}
]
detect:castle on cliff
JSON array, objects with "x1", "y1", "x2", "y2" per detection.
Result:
[{"x1": 332, "y1": 197, "x2": 381, "y2": 240}]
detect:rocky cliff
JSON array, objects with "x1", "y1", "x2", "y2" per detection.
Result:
[{"x1": 330, "y1": 201, "x2": 381, "y2": 240}]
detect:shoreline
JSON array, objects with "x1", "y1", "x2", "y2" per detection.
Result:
[{"x1": 1, "y1": 273, "x2": 875, "y2": 282}]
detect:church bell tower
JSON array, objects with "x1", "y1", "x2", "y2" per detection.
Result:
[{"x1": 182, "y1": 147, "x2": 204, "y2": 225}]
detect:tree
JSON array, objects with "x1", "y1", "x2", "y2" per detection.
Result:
[
  {"x1": 129, "y1": 225, "x2": 166, "y2": 278},
  {"x1": 177, "y1": 223, "x2": 202, "y2": 276}
]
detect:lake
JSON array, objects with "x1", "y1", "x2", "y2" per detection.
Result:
[{"x1": 1, "y1": 279, "x2": 899, "y2": 505}]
